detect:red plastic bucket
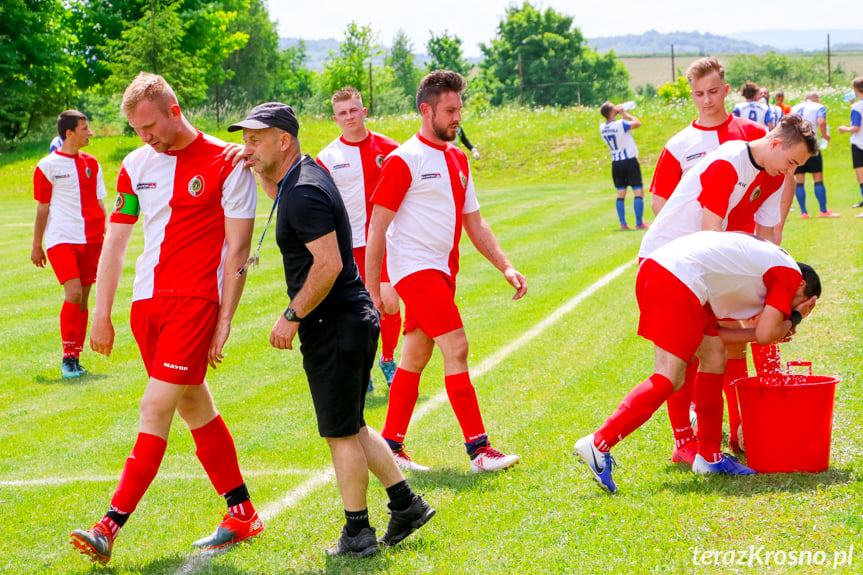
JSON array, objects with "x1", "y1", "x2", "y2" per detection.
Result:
[{"x1": 734, "y1": 362, "x2": 839, "y2": 473}]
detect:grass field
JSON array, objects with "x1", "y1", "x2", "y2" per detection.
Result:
[{"x1": 1, "y1": 102, "x2": 861, "y2": 574}]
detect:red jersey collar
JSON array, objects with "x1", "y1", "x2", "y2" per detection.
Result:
[
  {"x1": 53, "y1": 150, "x2": 78, "y2": 159},
  {"x1": 339, "y1": 130, "x2": 371, "y2": 147},
  {"x1": 416, "y1": 132, "x2": 449, "y2": 151},
  {"x1": 691, "y1": 113, "x2": 733, "y2": 132},
  {"x1": 164, "y1": 131, "x2": 205, "y2": 156}
]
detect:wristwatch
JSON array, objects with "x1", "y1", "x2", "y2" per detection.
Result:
[{"x1": 283, "y1": 307, "x2": 302, "y2": 322}]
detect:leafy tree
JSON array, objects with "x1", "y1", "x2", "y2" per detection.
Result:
[
  {"x1": 272, "y1": 41, "x2": 316, "y2": 110},
  {"x1": 657, "y1": 76, "x2": 690, "y2": 103},
  {"x1": 322, "y1": 22, "x2": 381, "y2": 96},
  {"x1": 216, "y1": 0, "x2": 281, "y2": 104},
  {"x1": 386, "y1": 30, "x2": 420, "y2": 98},
  {"x1": 726, "y1": 51, "x2": 844, "y2": 88},
  {"x1": 0, "y1": 0, "x2": 78, "y2": 139},
  {"x1": 480, "y1": 1, "x2": 629, "y2": 106},
  {"x1": 426, "y1": 30, "x2": 470, "y2": 76}
]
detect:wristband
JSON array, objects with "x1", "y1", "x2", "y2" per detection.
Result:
[{"x1": 789, "y1": 310, "x2": 802, "y2": 328}]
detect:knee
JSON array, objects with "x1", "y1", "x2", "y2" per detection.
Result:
[
  {"x1": 64, "y1": 286, "x2": 83, "y2": 305},
  {"x1": 139, "y1": 397, "x2": 174, "y2": 428}
]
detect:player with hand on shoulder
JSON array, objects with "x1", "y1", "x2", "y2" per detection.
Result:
[
  {"x1": 32, "y1": 110, "x2": 107, "y2": 378},
  {"x1": 599, "y1": 101, "x2": 648, "y2": 230}
]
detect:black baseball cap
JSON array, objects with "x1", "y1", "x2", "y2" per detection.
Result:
[{"x1": 228, "y1": 102, "x2": 299, "y2": 136}]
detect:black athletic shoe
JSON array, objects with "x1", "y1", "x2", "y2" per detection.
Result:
[
  {"x1": 327, "y1": 526, "x2": 380, "y2": 558},
  {"x1": 853, "y1": 200, "x2": 863, "y2": 208},
  {"x1": 379, "y1": 494, "x2": 435, "y2": 547}
]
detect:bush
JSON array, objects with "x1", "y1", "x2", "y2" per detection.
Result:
[{"x1": 657, "y1": 76, "x2": 690, "y2": 103}]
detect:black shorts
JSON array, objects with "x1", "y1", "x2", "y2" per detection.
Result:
[
  {"x1": 795, "y1": 152, "x2": 823, "y2": 174},
  {"x1": 298, "y1": 301, "x2": 380, "y2": 438},
  {"x1": 852, "y1": 144, "x2": 863, "y2": 169},
  {"x1": 611, "y1": 157, "x2": 643, "y2": 190}
]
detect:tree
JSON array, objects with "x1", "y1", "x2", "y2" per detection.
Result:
[
  {"x1": 480, "y1": 1, "x2": 629, "y2": 106},
  {"x1": 322, "y1": 22, "x2": 381, "y2": 96},
  {"x1": 216, "y1": 0, "x2": 281, "y2": 104},
  {"x1": 272, "y1": 41, "x2": 316, "y2": 109},
  {"x1": 426, "y1": 31, "x2": 470, "y2": 76},
  {"x1": 0, "y1": 0, "x2": 78, "y2": 140},
  {"x1": 386, "y1": 30, "x2": 420, "y2": 98}
]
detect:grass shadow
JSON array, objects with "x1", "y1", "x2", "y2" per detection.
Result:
[
  {"x1": 35, "y1": 373, "x2": 110, "y2": 385},
  {"x1": 660, "y1": 466, "x2": 857, "y2": 496},
  {"x1": 406, "y1": 465, "x2": 513, "y2": 492}
]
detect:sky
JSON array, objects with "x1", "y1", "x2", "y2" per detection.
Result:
[{"x1": 271, "y1": 0, "x2": 857, "y2": 57}]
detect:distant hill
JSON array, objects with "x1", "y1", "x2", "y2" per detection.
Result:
[
  {"x1": 587, "y1": 30, "x2": 771, "y2": 55},
  {"x1": 727, "y1": 29, "x2": 863, "y2": 52}
]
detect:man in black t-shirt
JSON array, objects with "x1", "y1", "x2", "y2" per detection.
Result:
[{"x1": 229, "y1": 103, "x2": 434, "y2": 558}]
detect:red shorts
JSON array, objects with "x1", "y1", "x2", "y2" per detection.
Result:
[
  {"x1": 352, "y1": 246, "x2": 390, "y2": 284},
  {"x1": 130, "y1": 296, "x2": 218, "y2": 385},
  {"x1": 395, "y1": 269, "x2": 463, "y2": 338},
  {"x1": 47, "y1": 243, "x2": 102, "y2": 286},
  {"x1": 636, "y1": 259, "x2": 718, "y2": 361}
]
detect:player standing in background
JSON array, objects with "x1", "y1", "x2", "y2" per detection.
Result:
[
  {"x1": 599, "y1": 101, "x2": 648, "y2": 230},
  {"x1": 316, "y1": 87, "x2": 402, "y2": 392},
  {"x1": 759, "y1": 87, "x2": 784, "y2": 130},
  {"x1": 365, "y1": 70, "x2": 526, "y2": 473},
  {"x1": 791, "y1": 92, "x2": 840, "y2": 218},
  {"x1": 733, "y1": 81, "x2": 771, "y2": 127},
  {"x1": 837, "y1": 76, "x2": 863, "y2": 212},
  {"x1": 649, "y1": 58, "x2": 785, "y2": 462},
  {"x1": 70, "y1": 73, "x2": 262, "y2": 565},
  {"x1": 32, "y1": 110, "x2": 107, "y2": 378},
  {"x1": 232, "y1": 102, "x2": 434, "y2": 557},
  {"x1": 49, "y1": 134, "x2": 64, "y2": 153},
  {"x1": 574, "y1": 231, "x2": 820, "y2": 493},
  {"x1": 775, "y1": 90, "x2": 792, "y2": 115}
]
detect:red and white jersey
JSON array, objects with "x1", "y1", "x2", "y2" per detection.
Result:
[
  {"x1": 371, "y1": 133, "x2": 479, "y2": 285},
  {"x1": 651, "y1": 114, "x2": 766, "y2": 200},
  {"x1": 639, "y1": 140, "x2": 784, "y2": 259},
  {"x1": 648, "y1": 230, "x2": 802, "y2": 321},
  {"x1": 733, "y1": 100, "x2": 770, "y2": 126},
  {"x1": 111, "y1": 132, "x2": 257, "y2": 303},
  {"x1": 33, "y1": 150, "x2": 107, "y2": 249},
  {"x1": 316, "y1": 130, "x2": 399, "y2": 248}
]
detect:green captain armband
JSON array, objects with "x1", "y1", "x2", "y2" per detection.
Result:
[{"x1": 113, "y1": 192, "x2": 140, "y2": 217}]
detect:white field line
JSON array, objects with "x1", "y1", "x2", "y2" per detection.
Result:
[
  {"x1": 0, "y1": 468, "x2": 317, "y2": 487},
  {"x1": 173, "y1": 258, "x2": 636, "y2": 574}
]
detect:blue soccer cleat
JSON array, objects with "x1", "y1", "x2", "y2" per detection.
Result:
[
  {"x1": 62, "y1": 357, "x2": 81, "y2": 379},
  {"x1": 691, "y1": 453, "x2": 756, "y2": 475},
  {"x1": 367, "y1": 376, "x2": 374, "y2": 393},
  {"x1": 378, "y1": 357, "x2": 397, "y2": 387},
  {"x1": 573, "y1": 434, "x2": 617, "y2": 493}
]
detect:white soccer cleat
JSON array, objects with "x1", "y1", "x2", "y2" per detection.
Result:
[
  {"x1": 392, "y1": 449, "x2": 430, "y2": 472},
  {"x1": 469, "y1": 445, "x2": 520, "y2": 473}
]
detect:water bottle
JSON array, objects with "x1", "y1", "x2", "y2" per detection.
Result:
[
  {"x1": 621, "y1": 101, "x2": 637, "y2": 111},
  {"x1": 820, "y1": 125, "x2": 829, "y2": 151},
  {"x1": 843, "y1": 91, "x2": 856, "y2": 103}
]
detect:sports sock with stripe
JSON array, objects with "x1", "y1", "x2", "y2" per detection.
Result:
[
  {"x1": 694, "y1": 372, "x2": 725, "y2": 463},
  {"x1": 445, "y1": 372, "x2": 486, "y2": 443},
  {"x1": 594, "y1": 374, "x2": 674, "y2": 452},
  {"x1": 382, "y1": 368, "x2": 421, "y2": 443}
]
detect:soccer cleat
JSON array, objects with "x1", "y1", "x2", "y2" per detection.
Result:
[
  {"x1": 573, "y1": 434, "x2": 617, "y2": 493},
  {"x1": 62, "y1": 357, "x2": 81, "y2": 379},
  {"x1": 691, "y1": 453, "x2": 756, "y2": 475},
  {"x1": 379, "y1": 494, "x2": 435, "y2": 547},
  {"x1": 818, "y1": 210, "x2": 840, "y2": 218},
  {"x1": 619, "y1": 224, "x2": 631, "y2": 230},
  {"x1": 857, "y1": 212, "x2": 863, "y2": 218},
  {"x1": 392, "y1": 449, "x2": 430, "y2": 472},
  {"x1": 74, "y1": 357, "x2": 88, "y2": 375},
  {"x1": 69, "y1": 522, "x2": 113, "y2": 565},
  {"x1": 800, "y1": 213, "x2": 811, "y2": 219},
  {"x1": 852, "y1": 200, "x2": 863, "y2": 208},
  {"x1": 367, "y1": 377, "x2": 374, "y2": 393},
  {"x1": 191, "y1": 512, "x2": 264, "y2": 549},
  {"x1": 636, "y1": 223, "x2": 650, "y2": 229},
  {"x1": 671, "y1": 438, "x2": 699, "y2": 465},
  {"x1": 378, "y1": 358, "x2": 397, "y2": 387},
  {"x1": 469, "y1": 445, "x2": 520, "y2": 473},
  {"x1": 327, "y1": 526, "x2": 380, "y2": 558}
]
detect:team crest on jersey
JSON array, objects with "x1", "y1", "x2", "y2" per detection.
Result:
[
  {"x1": 376, "y1": 154, "x2": 385, "y2": 168},
  {"x1": 459, "y1": 171, "x2": 467, "y2": 189},
  {"x1": 114, "y1": 194, "x2": 125, "y2": 211},
  {"x1": 750, "y1": 187, "x2": 762, "y2": 202},
  {"x1": 85, "y1": 167, "x2": 92, "y2": 179},
  {"x1": 188, "y1": 175, "x2": 205, "y2": 197}
]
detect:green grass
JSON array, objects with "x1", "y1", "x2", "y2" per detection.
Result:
[{"x1": 1, "y1": 105, "x2": 861, "y2": 574}]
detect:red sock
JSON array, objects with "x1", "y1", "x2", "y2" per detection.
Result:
[
  {"x1": 111, "y1": 433, "x2": 168, "y2": 513},
  {"x1": 751, "y1": 342, "x2": 782, "y2": 375},
  {"x1": 694, "y1": 372, "x2": 725, "y2": 463},
  {"x1": 723, "y1": 358, "x2": 747, "y2": 438},
  {"x1": 594, "y1": 374, "x2": 674, "y2": 452},
  {"x1": 75, "y1": 307, "x2": 89, "y2": 355},
  {"x1": 191, "y1": 415, "x2": 246, "y2": 501},
  {"x1": 445, "y1": 372, "x2": 486, "y2": 442},
  {"x1": 61, "y1": 301, "x2": 78, "y2": 357},
  {"x1": 382, "y1": 368, "x2": 421, "y2": 442},
  {"x1": 379, "y1": 311, "x2": 401, "y2": 362},
  {"x1": 666, "y1": 361, "x2": 698, "y2": 447}
]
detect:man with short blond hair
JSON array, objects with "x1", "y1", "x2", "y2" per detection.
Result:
[
  {"x1": 365, "y1": 70, "x2": 526, "y2": 473},
  {"x1": 316, "y1": 87, "x2": 403, "y2": 393},
  {"x1": 69, "y1": 73, "x2": 262, "y2": 565}
]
